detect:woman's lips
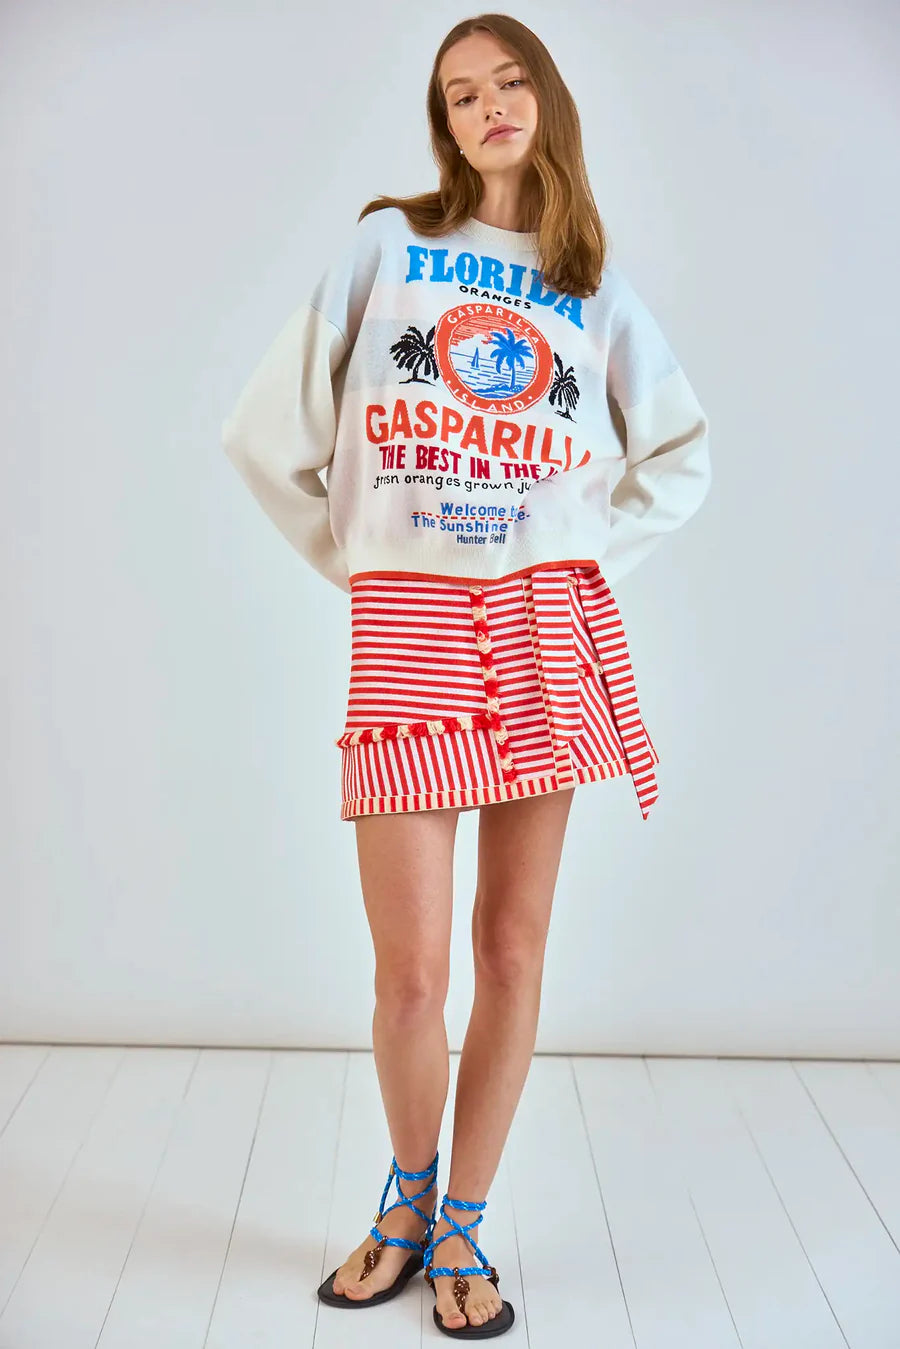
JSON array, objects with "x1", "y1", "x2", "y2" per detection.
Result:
[{"x1": 484, "y1": 126, "x2": 520, "y2": 142}]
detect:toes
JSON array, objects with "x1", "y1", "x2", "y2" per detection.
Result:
[
  {"x1": 471, "y1": 1293, "x2": 501, "y2": 1323},
  {"x1": 466, "y1": 1298, "x2": 486, "y2": 1325},
  {"x1": 467, "y1": 1290, "x2": 500, "y2": 1325},
  {"x1": 435, "y1": 1277, "x2": 504, "y2": 1327},
  {"x1": 333, "y1": 1268, "x2": 367, "y2": 1298}
]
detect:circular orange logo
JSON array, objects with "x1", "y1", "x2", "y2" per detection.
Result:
[{"x1": 434, "y1": 303, "x2": 554, "y2": 413}]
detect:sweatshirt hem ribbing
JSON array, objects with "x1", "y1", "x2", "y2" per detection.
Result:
[{"x1": 346, "y1": 555, "x2": 602, "y2": 588}]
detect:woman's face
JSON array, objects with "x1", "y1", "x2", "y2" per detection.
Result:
[{"x1": 440, "y1": 32, "x2": 538, "y2": 176}]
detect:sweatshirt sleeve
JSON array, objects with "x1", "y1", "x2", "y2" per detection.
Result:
[
  {"x1": 600, "y1": 269, "x2": 711, "y2": 588},
  {"x1": 221, "y1": 302, "x2": 350, "y2": 592},
  {"x1": 221, "y1": 216, "x2": 382, "y2": 594}
]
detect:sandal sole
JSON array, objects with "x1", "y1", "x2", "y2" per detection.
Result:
[
  {"x1": 317, "y1": 1250, "x2": 423, "y2": 1307},
  {"x1": 432, "y1": 1297, "x2": 516, "y2": 1338}
]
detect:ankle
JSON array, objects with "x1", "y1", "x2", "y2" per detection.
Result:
[
  {"x1": 435, "y1": 1195, "x2": 487, "y2": 1226},
  {"x1": 398, "y1": 1175, "x2": 436, "y2": 1199},
  {"x1": 383, "y1": 1177, "x2": 436, "y2": 1223}
]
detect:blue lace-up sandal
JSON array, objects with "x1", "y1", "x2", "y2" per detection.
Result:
[
  {"x1": 423, "y1": 1193, "x2": 515, "y2": 1338},
  {"x1": 317, "y1": 1150, "x2": 439, "y2": 1307}
]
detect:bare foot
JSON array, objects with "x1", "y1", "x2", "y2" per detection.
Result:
[
  {"x1": 427, "y1": 1212, "x2": 505, "y2": 1329},
  {"x1": 330, "y1": 1175, "x2": 437, "y2": 1301}
]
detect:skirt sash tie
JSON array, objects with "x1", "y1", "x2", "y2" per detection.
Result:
[{"x1": 529, "y1": 566, "x2": 659, "y2": 821}]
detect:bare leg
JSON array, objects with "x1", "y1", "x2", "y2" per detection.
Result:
[
  {"x1": 429, "y1": 788, "x2": 576, "y2": 1330},
  {"x1": 331, "y1": 805, "x2": 462, "y2": 1298}
]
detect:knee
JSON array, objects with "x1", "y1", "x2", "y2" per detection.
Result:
[
  {"x1": 472, "y1": 902, "x2": 546, "y2": 987},
  {"x1": 374, "y1": 958, "x2": 449, "y2": 1020}
]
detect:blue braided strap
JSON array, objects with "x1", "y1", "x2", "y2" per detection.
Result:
[
  {"x1": 424, "y1": 1194, "x2": 494, "y2": 1279},
  {"x1": 368, "y1": 1150, "x2": 439, "y2": 1251}
]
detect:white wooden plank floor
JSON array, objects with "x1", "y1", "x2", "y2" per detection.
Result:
[{"x1": 1, "y1": 1045, "x2": 899, "y2": 1348}]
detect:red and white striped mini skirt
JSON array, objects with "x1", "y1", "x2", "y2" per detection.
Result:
[{"x1": 334, "y1": 563, "x2": 660, "y2": 822}]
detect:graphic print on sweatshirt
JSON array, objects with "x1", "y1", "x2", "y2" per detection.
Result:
[{"x1": 362, "y1": 236, "x2": 594, "y2": 555}]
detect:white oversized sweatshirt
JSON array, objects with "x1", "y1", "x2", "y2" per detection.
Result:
[{"x1": 222, "y1": 207, "x2": 711, "y2": 594}]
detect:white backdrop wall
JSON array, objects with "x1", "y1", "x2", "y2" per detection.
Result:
[{"x1": 1, "y1": 1, "x2": 897, "y2": 1054}]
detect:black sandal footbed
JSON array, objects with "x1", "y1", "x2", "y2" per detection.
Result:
[
  {"x1": 432, "y1": 1296, "x2": 516, "y2": 1338},
  {"x1": 316, "y1": 1249, "x2": 423, "y2": 1307}
]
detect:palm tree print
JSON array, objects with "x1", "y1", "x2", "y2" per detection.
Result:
[
  {"x1": 389, "y1": 324, "x2": 438, "y2": 383},
  {"x1": 488, "y1": 327, "x2": 532, "y2": 392},
  {"x1": 547, "y1": 351, "x2": 580, "y2": 420}
]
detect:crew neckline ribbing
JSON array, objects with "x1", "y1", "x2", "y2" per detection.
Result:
[{"x1": 457, "y1": 216, "x2": 539, "y2": 253}]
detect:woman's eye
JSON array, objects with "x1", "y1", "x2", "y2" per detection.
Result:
[{"x1": 455, "y1": 78, "x2": 525, "y2": 107}]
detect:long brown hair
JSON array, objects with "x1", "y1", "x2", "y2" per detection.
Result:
[{"x1": 358, "y1": 14, "x2": 609, "y2": 299}]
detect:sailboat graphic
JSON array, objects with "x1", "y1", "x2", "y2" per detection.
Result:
[
  {"x1": 433, "y1": 303, "x2": 554, "y2": 413},
  {"x1": 451, "y1": 328, "x2": 535, "y2": 397}
]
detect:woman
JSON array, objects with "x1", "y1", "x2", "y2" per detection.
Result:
[{"x1": 222, "y1": 13, "x2": 710, "y2": 1339}]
